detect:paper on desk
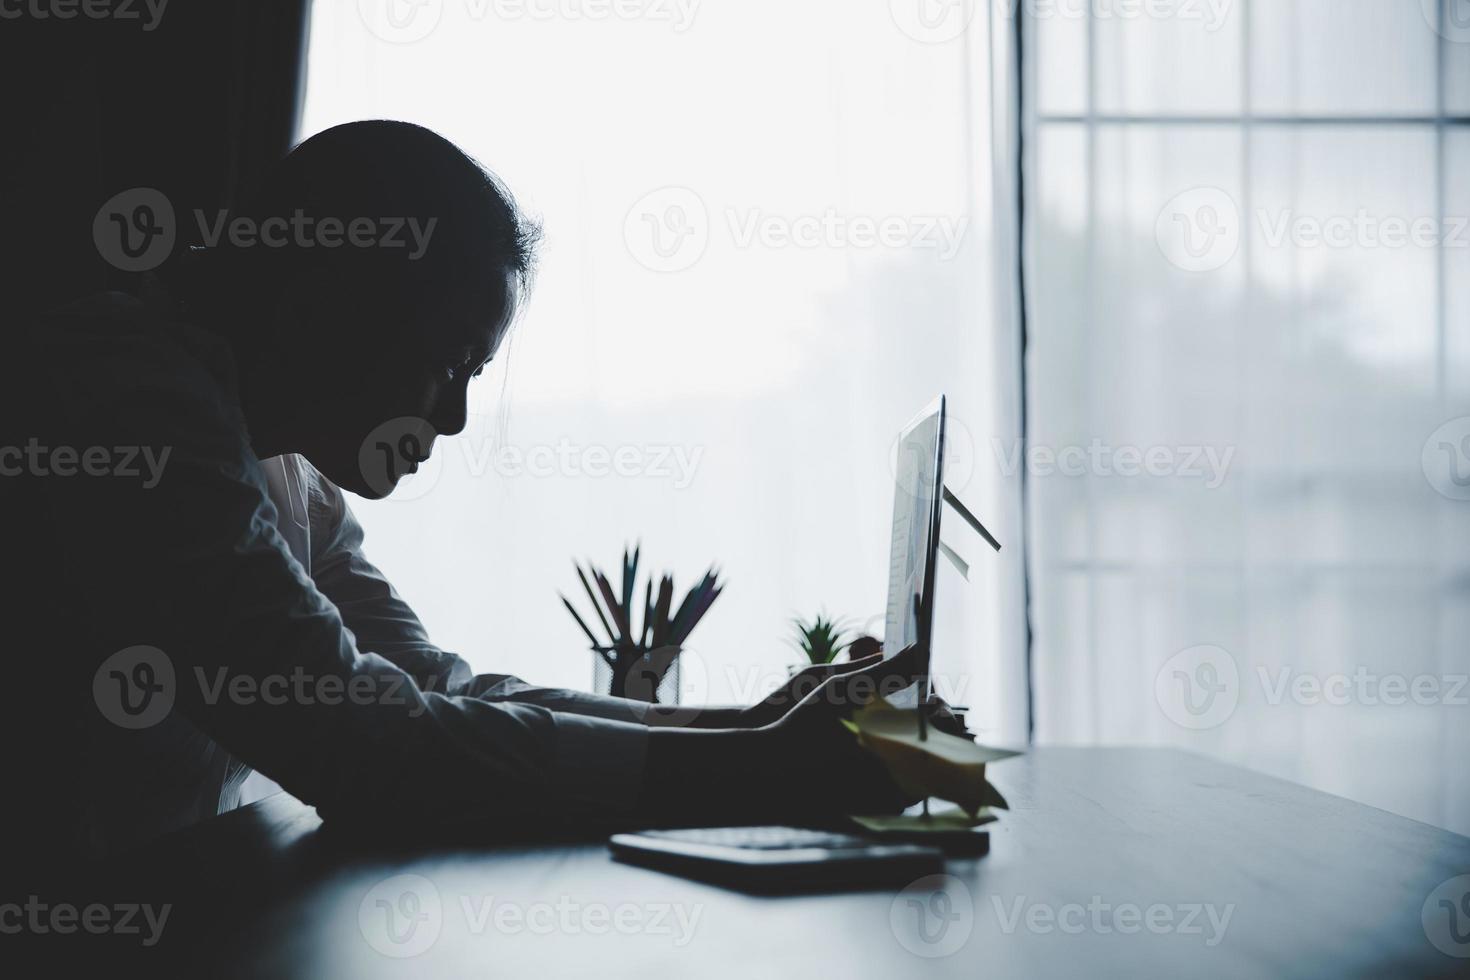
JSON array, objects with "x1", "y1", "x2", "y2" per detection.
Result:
[{"x1": 843, "y1": 698, "x2": 1021, "y2": 817}]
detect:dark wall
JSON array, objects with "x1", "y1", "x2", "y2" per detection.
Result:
[{"x1": 0, "y1": 1, "x2": 309, "y2": 320}]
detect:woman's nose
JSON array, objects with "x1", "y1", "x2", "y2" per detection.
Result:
[{"x1": 428, "y1": 385, "x2": 469, "y2": 437}]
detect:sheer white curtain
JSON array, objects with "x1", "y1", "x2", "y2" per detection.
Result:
[
  {"x1": 300, "y1": 1, "x2": 1028, "y2": 742},
  {"x1": 1024, "y1": 0, "x2": 1470, "y2": 833}
]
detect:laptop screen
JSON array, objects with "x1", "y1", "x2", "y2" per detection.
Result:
[{"x1": 882, "y1": 397, "x2": 945, "y2": 670}]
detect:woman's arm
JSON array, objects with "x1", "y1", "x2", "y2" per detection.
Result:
[
  {"x1": 305, "y1": 467, "x2": 949, "y2": 738},
  {"x1": 307, "y1": 466, "x2": 866, "y2": 731},
  {"x1": 637, "y1": 666, "x2": 921, "y2": 825},
  {"x1": 44, "y1": 330, "x2": 650, "y2": 833},
  {"x1": 305, "y1": 466, "x2": 752, "y2": 726}
]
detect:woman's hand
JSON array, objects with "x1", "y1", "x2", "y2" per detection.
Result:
[
  {"x1": 754, "y1": 663, "x2": 927, "y2": 816},
  {"x1": 637, "y1": 646, "x2": 941, "y2": 822},
  {"x1": 741, "y1": 641, "x2": 930, "y2": 725},
  {"x1": 739, "y1": 653, "x2": 882, "y2": 728}
]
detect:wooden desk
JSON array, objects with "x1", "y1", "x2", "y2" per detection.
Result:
[{"x1": 72, "y1": 748, "x2": 1470, "y2": 977}]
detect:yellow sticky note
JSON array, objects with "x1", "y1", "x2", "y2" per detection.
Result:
[
  {"x1": 843, "y1": 698, "x2": 1021, "y2": 816},
  {"x1": 852, "y1": 806, "x2": 997, "y2": 835}
]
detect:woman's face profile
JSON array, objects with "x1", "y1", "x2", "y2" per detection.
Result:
[{"x1": 293, "y1": 270, "x2": 516, "y2": 499}]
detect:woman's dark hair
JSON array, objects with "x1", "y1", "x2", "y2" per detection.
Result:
[{"x1": 189, "y1": 120, "x2": 539, "y2": 345}]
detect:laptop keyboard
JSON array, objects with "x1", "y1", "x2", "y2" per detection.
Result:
[{"x1": 639, "y1": 826, "x2": 874, "y2": 851}]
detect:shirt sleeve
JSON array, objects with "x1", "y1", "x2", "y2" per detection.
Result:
[
  {"x1": 303, "y1": 460, "x2": 477, "y2": 696},
  {"x1": 306, "y1": 466, "x2": 651, "y2": 726},
  {"x1": 43, "y1": 317, "x2": 648, "y2": 832}
]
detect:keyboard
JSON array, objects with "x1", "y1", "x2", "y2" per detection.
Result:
[{"x1": 608, "y1": 825, "x2": 944, "y2": 892}]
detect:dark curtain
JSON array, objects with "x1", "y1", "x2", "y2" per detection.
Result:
[
  {"x1": 0, "y1": 0, "x2": 311, "y2": 321},
  {"x1": 0, "y1": 0, "x2": 311, "y2": 889}
]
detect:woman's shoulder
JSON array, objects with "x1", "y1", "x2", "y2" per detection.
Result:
[{"x1": 23, "y1": 290, "x2": 245, "y2": 431}]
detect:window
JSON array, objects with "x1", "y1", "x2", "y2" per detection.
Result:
[
  {"x1": 301, "y1": 1, "x2": 1028, "y2": 741},
  {"x1": 1025, "y1": 0, "x2": 1470, "y2": 832}
]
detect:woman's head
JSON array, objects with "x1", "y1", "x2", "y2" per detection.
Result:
[{"x1": 199, "y1": 120, "x2": 539, "y2": 497}]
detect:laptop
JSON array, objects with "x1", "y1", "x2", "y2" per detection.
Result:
[{"x1": 608, "y1": 396, "x2": 959, "y2": 891}]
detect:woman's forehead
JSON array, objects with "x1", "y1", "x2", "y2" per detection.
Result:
[{"x1": 430, "y1": 268, "x2": 518, "y2": 354}]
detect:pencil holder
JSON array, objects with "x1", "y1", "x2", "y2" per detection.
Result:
[{"x1": 562, "y1": 544, "x2": 722, "y2": 704}]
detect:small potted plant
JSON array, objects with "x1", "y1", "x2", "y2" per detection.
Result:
[
  {"x1": 561, "y1": 544, "x2": 723, "y2": 703},
  {"x1": 791, "y1": 613, "x2": 854, "y2": 666}
]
